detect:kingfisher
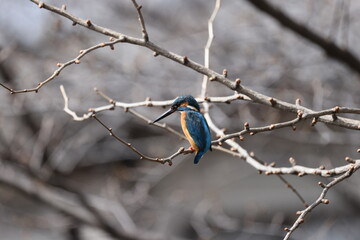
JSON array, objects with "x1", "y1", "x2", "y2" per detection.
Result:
[{"x1": 153, "y1": 95, "x2": 212, "y2": 164}]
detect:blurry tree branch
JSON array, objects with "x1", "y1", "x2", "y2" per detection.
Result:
[
  {"x1": 283, "y1": 167, "x2": 357, "y2": 239},
  {"x1": 0, "y1": 159, "x2": 156, "y2": 240},
  {"x1": 0, "y1": 1, "x2": 358, "y2": 240},
  {"x1": 0, "y1": 1, "x2": 356, "y2": 134},
  {"x1": 0, "y1": 1, "x2": 349, "y2": 131},
  {"x1": 0, "y1": 39, "x2": 123, "y2": 93},
  {"x1": 245, "y1": 0, "x2": 360, "y2": 76}
]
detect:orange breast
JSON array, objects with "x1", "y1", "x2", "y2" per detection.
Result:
[{"x1": 180, "y1": 111, "x2": 199, "y2": 152}]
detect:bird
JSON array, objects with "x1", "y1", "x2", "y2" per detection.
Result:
[{"x1": 153, "y1": 95, "x2": 212, "y2": 164}]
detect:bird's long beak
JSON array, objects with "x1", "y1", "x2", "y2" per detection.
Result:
[{"x1": 153, "y1": 108, "x2": 176, "y2": 123}]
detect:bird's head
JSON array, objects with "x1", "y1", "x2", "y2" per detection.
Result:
[{"x1": 153, "y1": 95, "x2": 200, "y2": 123}]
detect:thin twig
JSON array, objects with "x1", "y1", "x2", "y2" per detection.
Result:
[
  {"x1": 283, "y1": 166, "x2": 359, "y2": 240},
  {"x1": 130, "y1": 0, "x2": 149, "y2": 42},
  {"x1": 201, "y1": 0, "x2": 221, "y2": 98},
  {"x1": 277, "y1": 175, "x2": 308, "y2": 207},
  {"x1": 92, "y1": 114, "x2": 195, "y2": 166},
  {"x1": 2, "y1": 39, "x2": 123, "y2": 94}
]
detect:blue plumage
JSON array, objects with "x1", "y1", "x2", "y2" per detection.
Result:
[
  {"x1": 153, "y1": 95, "x2": 212, "y2": 164},
  {"x1": 184, "y1": 111, "x2": 212, "y2": 164}
]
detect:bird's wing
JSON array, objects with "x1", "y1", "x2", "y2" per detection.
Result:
[{"x1": 185, "y1": 111, "x2": 211, "y2": 152}]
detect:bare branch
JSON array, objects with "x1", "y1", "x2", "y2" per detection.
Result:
[
  {"x1": 283, "y1": 167, "x2": 359, "y2": 239},
  {"x1": 245, "y1": 0, "x2": 360, "y2": 76},
  {"x1": 215, "y1": 106, "x2": 360, "y2": 143},
  {"x1": 130, "y1": 0, "x2": 149, "y2": 42},
  {"x1": 277, "y1": 175, "x2": 308, "y2": 207},
  {"x1": 0, "y1": 159, "x2": 136, "y2": 240},
  {"x1": 92, "y1": 114, "x2": 194, "y2": 166},
  {"x1": 201, "y1": 0, "x2": 221, "y2": 98},
  {"x1": 26, "y1": 0, "x2": 359, "y2": 130},
  {"x1": 1, "y1": 39, "x2": 123, "y2": 94}
]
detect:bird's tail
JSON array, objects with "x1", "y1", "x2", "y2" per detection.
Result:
[{"x1": 193, "y1": 151, "x2": 205, "y2": 164}]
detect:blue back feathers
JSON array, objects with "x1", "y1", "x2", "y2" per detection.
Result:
[{"x1": 185, "y1": 111, "x2": 212, "y2": 164}]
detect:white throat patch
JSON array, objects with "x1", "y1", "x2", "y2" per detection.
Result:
[{"x1": 186, "y1": 105, "x2": 198, "y2": 111}]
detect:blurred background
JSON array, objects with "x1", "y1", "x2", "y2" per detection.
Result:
[{"x1": 0, "y1": 0, "x2": 359, "y2": 239}]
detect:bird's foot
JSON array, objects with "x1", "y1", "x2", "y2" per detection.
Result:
[{"x1": 186, "y1": 147, "x2": 195, "y2": 153}]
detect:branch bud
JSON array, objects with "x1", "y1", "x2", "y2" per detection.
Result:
[
  {"x1": 268, "y1": 97, "x2": 276, "y2": 106},
  {"x1": 297, "y1": 172, "x2": 305, "y2": 177},
  {"x1": 297, "y1": 110, "x2": 303, "y2": 119},
  {"x1": 222, "y1": 69, "x2": 228, "y2": 77},
  {"x1": 345, "y1": 157, "x2": 355, "y2": 163},
  {"x1": 235, "y1": 78, "x2": 241, "y2": 88},
  {"x1": 311, "y1": 117, "x2": 318, "y2": 126},
  {"x1": 85, "y1": 19, "x2": 92, "y2": 26},
  {"x1": 209, "y1": 76, "x2": 217, "y2": 81},
  {"x1": 289, "y1": 157, "x2": 296, "y2": 166},
  {"x1": 321, "y1": 199, "x2": 329, "y2": 204}
]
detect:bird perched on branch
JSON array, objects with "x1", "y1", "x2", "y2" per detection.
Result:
[{"x1": 153, "y1": 95, "x2": 212, "y2": 164}]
